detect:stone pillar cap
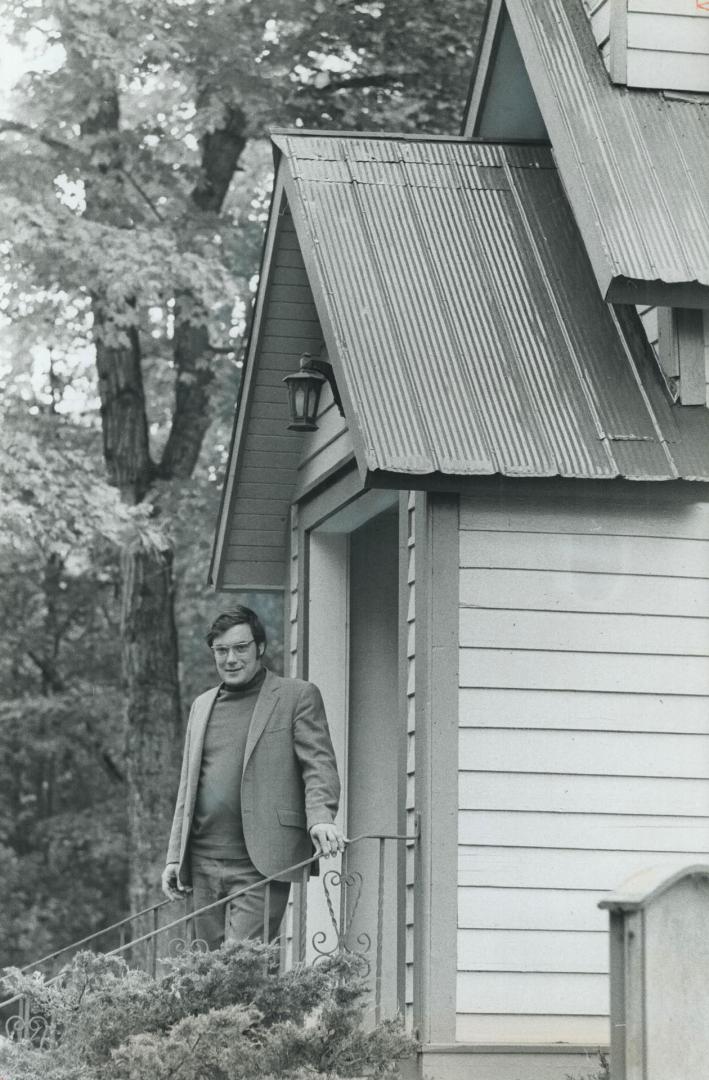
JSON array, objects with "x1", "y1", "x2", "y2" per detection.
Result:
[{"x1": 599, "y1": 864, "x2": 709, "y2": 912}]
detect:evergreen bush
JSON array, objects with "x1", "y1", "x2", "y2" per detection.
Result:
[{"x1": 0, "y1": 941, "x2": 414, "y2": 1080}]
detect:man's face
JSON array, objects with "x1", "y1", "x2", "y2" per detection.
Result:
[{"x1": 211, "y1": 623, "x2": 264, "y2": 688}]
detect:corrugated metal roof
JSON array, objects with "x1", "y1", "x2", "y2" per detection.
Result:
[
  {"x1": 274, "y1": 132, "x2": 709, "y2": 482},
  {"x1": 506, "y1": 0, "x2": 709, "y2": 298}
]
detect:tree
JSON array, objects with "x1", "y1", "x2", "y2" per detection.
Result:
[
  {"x1": 0, "y1": 0, "x2": 486, "y2": 918},
  {"x1": 0, "y1": 403, "x2": 140, "y2": 967}
]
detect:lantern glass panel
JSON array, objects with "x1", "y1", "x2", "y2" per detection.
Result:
[{"x1": 305, "y1": 382, "x2": 320, "y2": 423}]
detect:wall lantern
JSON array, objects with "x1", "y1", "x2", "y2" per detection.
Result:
[{"x1": 283, "y1": 353, "x2": 344, "y2": 432}]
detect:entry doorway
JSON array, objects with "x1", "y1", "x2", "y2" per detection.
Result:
[{"x1": 305, "y1": 497, "x2": 403, "y2": 1017}]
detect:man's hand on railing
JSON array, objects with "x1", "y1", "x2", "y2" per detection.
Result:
[
  {"x1": 309, "y1": 822, "x2": 347, "y2": 859},
  {"x1": 161, "y1": 862, "x2": 192, "y2": 901}
]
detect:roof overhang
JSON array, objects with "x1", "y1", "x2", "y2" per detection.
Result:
[{"x1": 209, "y1": 130, "x2": 709, "y2": 590}]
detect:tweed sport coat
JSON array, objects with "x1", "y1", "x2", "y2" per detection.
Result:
[{"x1": 166, "y1": 670, "x2": 341, "y2": 884}]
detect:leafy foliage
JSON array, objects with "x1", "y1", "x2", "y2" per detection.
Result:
[
  {"x1": 0, "y1": 0, "x2": 487, "y2": 963},
  {"x1": 0, "y1": 400, "x2": 132, "y2": 968},
  {"x1": 566, "y1": 1052, "x2": 611, "y2": 1080},
  {"x1": 0, "y1": 407, "x2": 166, "y2": 554},
  {"x1": 0, "y1": 943, "x2": 415, "y2": 1080}
]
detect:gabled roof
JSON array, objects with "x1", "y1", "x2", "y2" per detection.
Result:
[
  {"x1": 275, "y1": 132, "x2": 709, "y2": 482},
  {"x1": 464, "y1": 0, "x2": 709, "y2": 307},
  {"x1": 210, "y1": 130, "x2": 709, "y2": 587}
]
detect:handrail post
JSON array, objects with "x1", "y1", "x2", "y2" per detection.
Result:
[
  {"x1": 150, "y1": 906, "x2": 159, "y2": 978},
  {"x1": 339, "y1": 844, "x2": 349, "y2": 945},
  {"x1": 188, "y1": 894, "x2": 196, "y2": 943},
  {"x1": 20, "y1": 993, "x2": 30, "y2": 1040},
  {"x1": 262, "y1": 882, "x2": 271, "y2": 967},
  {"x1": 298, "y1": 866, "x2": 308, "y2": 963},
  {"x1": 375, "y1": 836, "x2": 385, "y2": 1026}
]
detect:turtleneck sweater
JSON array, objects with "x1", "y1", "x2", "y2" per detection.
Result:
[{"x1": 189, "y1": 667, "x2": 267, "y2": 860}]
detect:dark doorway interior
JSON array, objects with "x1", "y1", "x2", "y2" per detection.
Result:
[{"x1": 347, "y1": 506, "x2": 402, "y2": 1015}]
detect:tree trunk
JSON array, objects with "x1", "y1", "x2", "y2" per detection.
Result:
[
  {"x1": 80, "y1": 87, "x2": 185, "y2": 932},
  {"x1": 121, "y1": 540, "x2": 182, "y2": 916},
  {"x1": 78, "y1": 81, "x2": 248, "y2": 937}
]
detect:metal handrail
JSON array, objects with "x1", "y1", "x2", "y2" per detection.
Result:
[
  {"x1": 0, "y1": 831, "x2": 415, "y2": 1014},
  {"x1": 17, "y1": 898, "x2": 171, "y2": 974}
]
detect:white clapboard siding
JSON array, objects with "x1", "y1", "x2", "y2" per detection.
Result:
[
  {"x1": 458, "y1": 847, "x2": 703, "y2": 891},
  {"x1": 456, "y1": 486, "x2": 709, "y2": 1041},
  {"x1": 405, "y1": 493, "x2": 417, "y2": 1021},
  {"x1": 458, "y1": 971, "x2": 608, "y2": 1015},
  {"x1": 460, "y1": 649, "x2": 709, "y2": 695},
  {"x1": 628, "y1": 10, "x2": 709, "y2": 52},
  {"x1": 460, "y1": 529, "x2": 709, "y2": 579},
  {"x1": 459, "y1": 810, "x2": 709, "y2": 853},
  {"x1": 459, "y1": 771, "x2": 709, "y2": 818},
  {"x1": 460, "y1": 728, "x2": 709, "y2": 777},
  {"x1": 459, "y1": 489, "x2": 709, "y2": 538},
  {"x1": 459, "y1": 687, "x2": 709, "y2": 733},
  {"x1": 460, "y1": 608, "x2": 709, "y2": 657},
  {"x1": 456, "y1": 1013, "x2": 609, "y2": 1044},
  {"x1": 598, "y1": 2, "x2": 709, "y2": 92},
  {"x1": 626, "y1": 49, "x2": 709, "y2": 92},
  {"x1": 458, "y1": 929, "x2": 607, "y2": 973},
  {"x1": 459, "y1": 886, "x2": 608, "y2": 932},
  {"x1": 461, "y1": 566, "x2": 709, "y2": 617}
]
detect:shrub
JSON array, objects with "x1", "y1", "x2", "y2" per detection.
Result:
[
  {"x1": 0, "y1": 941, "x2": 414, "y2": 1080},
  {"x1": 567, "y1": 1050, "x2": 610, "y2": 1080}
]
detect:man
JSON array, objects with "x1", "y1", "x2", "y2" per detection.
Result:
[{"x1": 162, "y1": 606, "x2": 344, "y2": 948}]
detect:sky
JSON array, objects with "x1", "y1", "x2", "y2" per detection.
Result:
[{"x1": 0, "y1": 25, "x2": 65, "y2": 112}]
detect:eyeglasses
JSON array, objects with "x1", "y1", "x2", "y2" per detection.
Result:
[{"x1": 211, "y1": 641, "x2": 256, "y2": 659}]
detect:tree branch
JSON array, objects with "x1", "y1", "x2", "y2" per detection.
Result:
[
  {"x1": 0, "y1": 117, "x2": 165, "y2": 222},
  {"x1": 191, "y1": 102, "x2": 247, "y2": 213},
  {"x1": 157, "y1": 102, "x2": 248, "y2": 480},
  {"x1": 306, "y1": 70, "x2": 417, "y2": 93},
  {"x1": 102, "y1": 751, "x2": 126, "y2": 784},
  {"x1": 0, "y1": 117, "x2": 70, "y2": 153},
  {"x1": 26, "y1": 650, "x2": 65, "y2": 693}
]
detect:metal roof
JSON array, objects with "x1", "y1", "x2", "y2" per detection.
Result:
[
  {"x1": 274, "y1": 132, "x2": 709, "y2": 482},
  {"x1": 501, "y1": 0, "x2": 709, "y2": 303}
]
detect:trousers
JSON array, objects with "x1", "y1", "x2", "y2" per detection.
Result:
[{"x1": 190, "y1": 853, "x2": 290, "y2": 950}]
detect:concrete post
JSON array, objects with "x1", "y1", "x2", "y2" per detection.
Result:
[{"x1": 599, "y1": 864, "x2": 709, "y2": 1080}]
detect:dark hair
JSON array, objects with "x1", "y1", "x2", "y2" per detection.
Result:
[{"x1": 206, "y1": 607, "x2": 267, "y2": 650}]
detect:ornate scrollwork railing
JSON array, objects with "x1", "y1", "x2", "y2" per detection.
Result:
[
  {"x1": 312, "y1": 868, "x2": 371, "y2": 973},
  {"x1": 0, "y1": 830, "x2": 416, "y2": 1044}
]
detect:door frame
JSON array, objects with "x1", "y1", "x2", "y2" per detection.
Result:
[{"x1": 296, "y1": 470, "x2": 406, "y2": 1010}]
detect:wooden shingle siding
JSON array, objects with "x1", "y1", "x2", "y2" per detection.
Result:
[
  {"x1": 219, "y1": 201, "x2": 333, "y2": 590},
  {"x1": 295, "y1": 385, "x2": 354, "y2": 500},
  {"x1": 456, "y1": 482, "x2": 709, "y2": 1045}
]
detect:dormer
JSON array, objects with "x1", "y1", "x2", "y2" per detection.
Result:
[
  {"x1": 584, "y1": 0, "x2": 709, "y2": 94},
  {"x1": 465, "y1": 0, "x2": 709, "y2": 411}
]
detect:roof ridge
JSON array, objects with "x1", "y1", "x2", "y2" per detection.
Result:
[{"x1": 268, "y1": 126, "x2": 550, "y2": 148}]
